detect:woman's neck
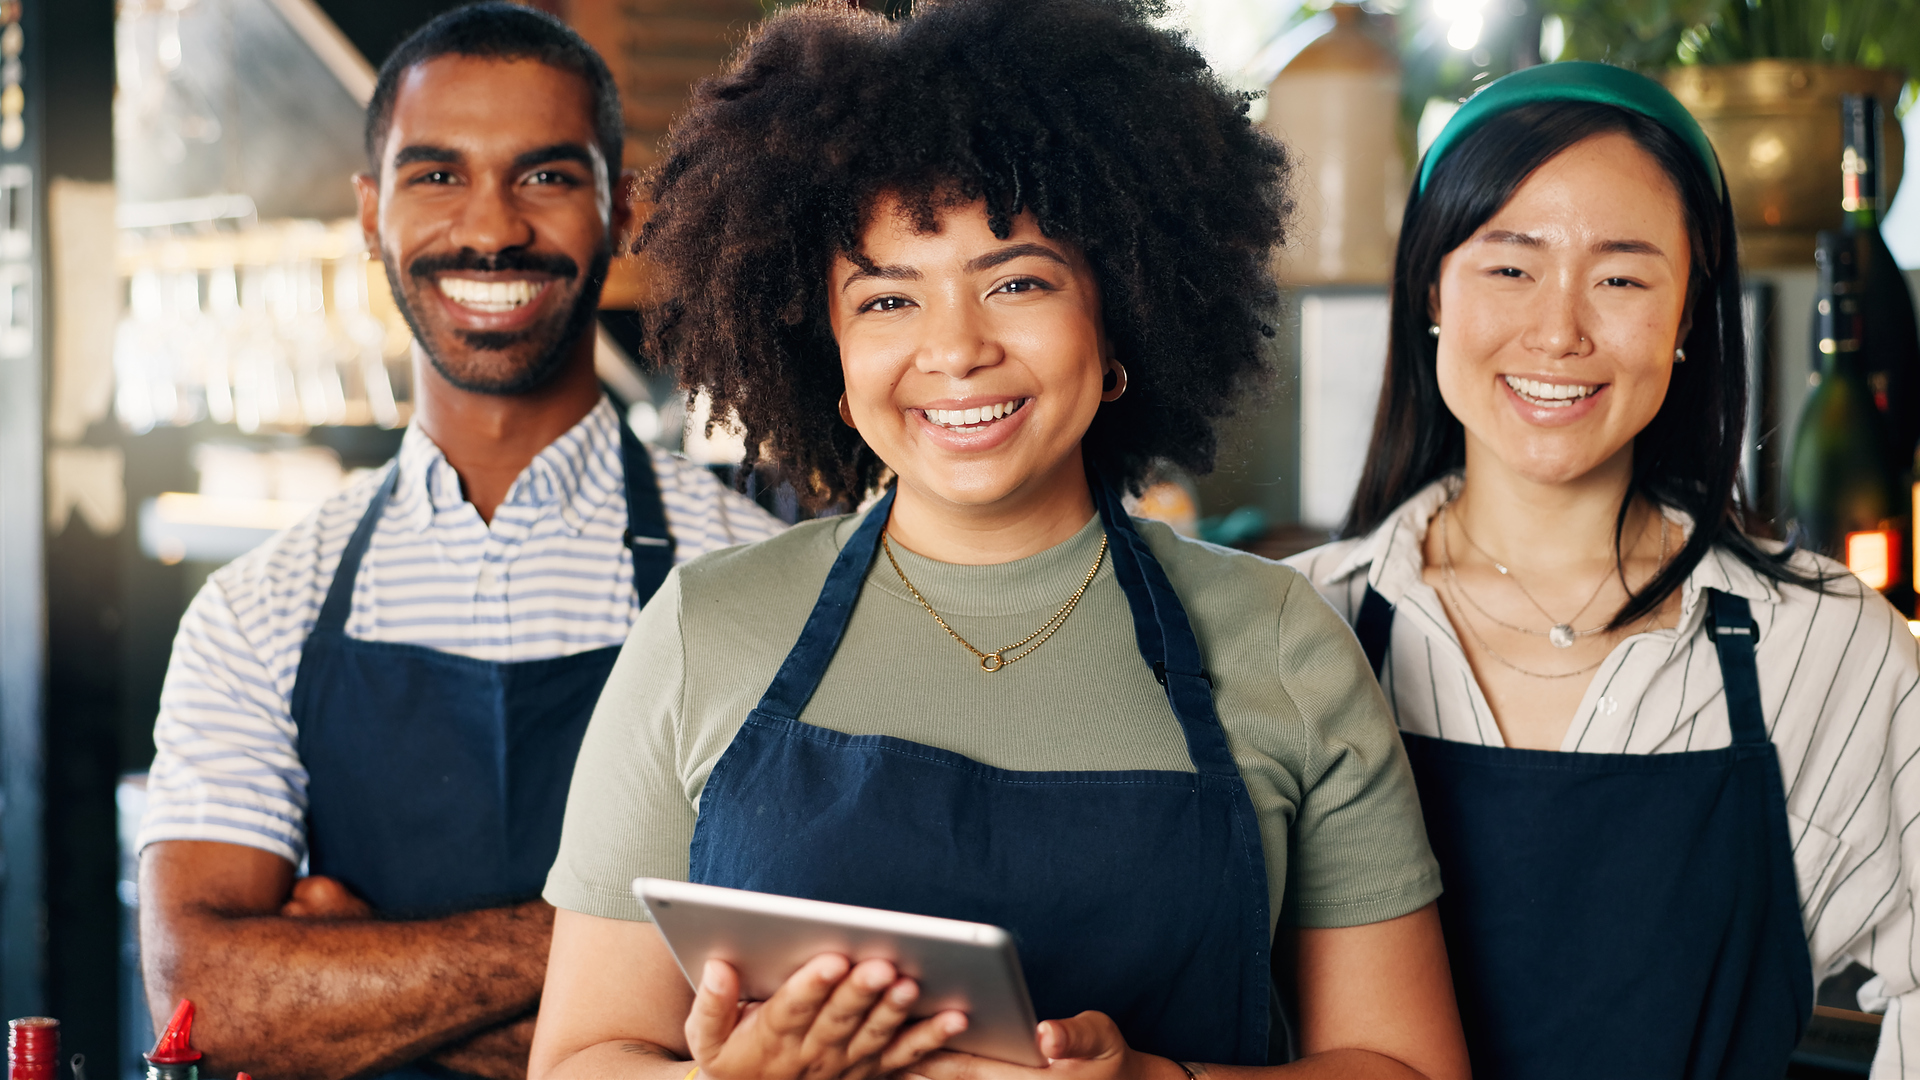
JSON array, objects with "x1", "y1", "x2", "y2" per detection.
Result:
[
  {"x1": 1451, "y1": 438, "x2": 1647, "y2": 575},
  {"x1": 883, "y1": 455, "x2": 1097, "y2": 565}
]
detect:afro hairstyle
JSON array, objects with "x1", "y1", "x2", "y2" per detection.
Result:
[{"x1": 640, "y1": 0, "x2": 1291, "y2": 506}]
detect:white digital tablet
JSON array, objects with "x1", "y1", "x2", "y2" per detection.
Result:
[{"x1": 633, "y1": 878, "x2": 1045, "y2": 1067}]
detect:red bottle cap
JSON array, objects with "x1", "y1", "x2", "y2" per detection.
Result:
[
  {"x1": 7, "y1": 1017, "x2": 59, "y2": 1080},
  {"x1": 145, "y1": 1001, "x2": 202, "y2": 1065}
]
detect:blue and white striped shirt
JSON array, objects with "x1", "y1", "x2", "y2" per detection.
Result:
[{"x1": 138, "y1": 397, "x2": 784, "y2": 864}]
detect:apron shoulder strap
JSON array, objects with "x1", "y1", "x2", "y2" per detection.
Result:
[
  {"x1": 1091, "y1": 475, "x2": 1239, "y2": 779},
  {"x1": 1355, "y1": 587, "x2": 1394, "y2": 679},
  {"x1": 618, "y1": 421, "x2": 676, "y2": 602},
  {"x1": 754, "y1": 485, "x2": 897, "y2": 720},
  {"x1": 1705, "y1": 588, "x2": 1768, "y2": 746},
  {"x1": 314, "y1": 463, "x2": 402, "y2": 634}
]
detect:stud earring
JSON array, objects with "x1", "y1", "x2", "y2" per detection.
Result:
[
  {"x1": 1673, "y1": 347, "x2": 1688, "y2": 363},
  {"x1": 1428, "y1": 324, "x2": 1441, "y2": 338},
  {"x1": 1101, "y1": 361, "x2": 1128, "y2": 402}
]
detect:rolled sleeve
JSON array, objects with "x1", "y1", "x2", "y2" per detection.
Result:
[{"x1": 138, "y1": 575, "x2": 309, "y2": 865}]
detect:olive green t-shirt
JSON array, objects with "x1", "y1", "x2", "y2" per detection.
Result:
[{"x1": 545, "y1": 508, "x2": 1441, "y2": 933}]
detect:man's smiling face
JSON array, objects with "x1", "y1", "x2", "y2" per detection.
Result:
[{"x1": 356, "y1": 55, "x2": 616, "y2": 396}]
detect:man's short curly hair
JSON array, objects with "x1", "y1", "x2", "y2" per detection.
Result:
[{"x1": 641, "y1": 0, "x2": 1290, "y2": 506}]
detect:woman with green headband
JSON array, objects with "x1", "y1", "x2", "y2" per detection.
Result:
[{"x1": 1288, "y1": 62, "x2": 1920, "y2": 1077}]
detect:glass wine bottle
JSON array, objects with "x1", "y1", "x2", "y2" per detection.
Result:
[
  {"x1": 1838, "y1": 94, "x2": 1920, "y2": 475},
  {"x1": 1789, "y1": 230, "x2": 1900, "y2": 586}
]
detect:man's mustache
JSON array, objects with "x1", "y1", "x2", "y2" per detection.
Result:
[{"x1": 408, "y1": 248, "x2": 581, "y2": 280}]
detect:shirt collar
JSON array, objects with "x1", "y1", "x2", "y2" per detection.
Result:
[
  {"x1": 392, "y1": 395, "x2": 626, "y2": 535},
  {"x1": 1317, "y1": 474, "x2": 1781, "y2": 614}
]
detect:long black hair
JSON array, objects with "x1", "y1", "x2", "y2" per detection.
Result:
[{"x1": 1344, "y1": 101, "x2": 1824, "y2": 627}]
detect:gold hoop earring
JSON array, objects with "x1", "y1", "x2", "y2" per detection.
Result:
[
  {"x1": 1101, "y1": 362, "x2": 1128, "y2": 402},
  {"x1": 838, "y1": 392, "x2": 855, "y2": 427}
]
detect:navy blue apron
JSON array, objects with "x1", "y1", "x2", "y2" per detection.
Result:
[
  {"x1": 1355, "y1": 586, "x2": 1812, "y2": 1079},
  {"x1": 687, "y1": 479, "x2": 1273, "y2": 1066},
  {"x1": 291, "y1": 422, "x2": 672, "y2": 1080}
]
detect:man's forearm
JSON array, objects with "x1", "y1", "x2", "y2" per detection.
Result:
[{"x1": 143, "y1": 898, "x2": 552, "y2": 1080}]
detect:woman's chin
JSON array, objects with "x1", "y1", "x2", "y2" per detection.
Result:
[
  {"x1": 894, "y1": 454, "x2": 1086, "y2": 517},
  {"x1": 900, "y1": 471, "x2": 1033, "y2": 512},
  {"x1": 1476, "y1": 438, "x2": 1630, "y2": 489}
]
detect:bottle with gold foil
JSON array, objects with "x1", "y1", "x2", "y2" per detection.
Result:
[
  {"x1": 1790, "y1": 230, "x2": 1901, "y2": 592},
  {"x1": 1259, "y1": 3, "x2": 1404, "y2": 284},
  {"x1": 1838, "y1": 93, "x2": 1920, "y2": 478}
]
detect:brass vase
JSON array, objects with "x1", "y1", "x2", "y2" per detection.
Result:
[{"x1": 1664, "y1": 61, "x2": 1905, "y2": 267}]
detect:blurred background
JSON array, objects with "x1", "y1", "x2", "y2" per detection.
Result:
[{"x1": 5, "y1": 0, "x2": 1920, "y2": 1075}]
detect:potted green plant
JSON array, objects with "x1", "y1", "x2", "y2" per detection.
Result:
[{"x1": 1544, "y1": 0, "x2": 1915, "y2": 265}]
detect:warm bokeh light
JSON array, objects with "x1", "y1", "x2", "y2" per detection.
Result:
[
  {"x1": 1846, "y1": 529, "x2": 1896, "y2": 591},
  {"x1": 153, "y1": 492, "x2": 315, "y2": 531}
]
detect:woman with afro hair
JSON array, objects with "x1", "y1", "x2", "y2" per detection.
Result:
[{"x1": 530, "y1": 2, "x2": 1468, "y2": 1079}]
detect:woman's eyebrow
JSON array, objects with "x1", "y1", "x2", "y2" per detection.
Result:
[
  {"x1": 1593, "y1": 238, "x2": 1665, "y2": 257},
  {"x1": 1479, "y1": 229, "x2": 1543, "y2": 248},
  {"x1": 964, "y1": 242, "x2": 1069, "y2": 273},
  {"x1": 840, "y1": 264, "x2": 921, "y2": 291}
]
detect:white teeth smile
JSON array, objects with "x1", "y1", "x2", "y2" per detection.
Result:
[
  {"x1": 1504, "y1": 375, "x2": 1598, "y2": 408},
  {"x1": 923, "y1": 399, "x2": 1027, "y2": 429},
  {"x1": 437, "y1": 277, "x2": 547, "y2": 313}
]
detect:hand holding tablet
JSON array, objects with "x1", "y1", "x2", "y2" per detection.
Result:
[{"x1": 633, "y1": 879, "x2": 1047, "y2": 1069}]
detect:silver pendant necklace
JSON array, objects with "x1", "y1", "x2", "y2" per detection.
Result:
[
  {"x1": 1443, "y1": 500, "x2": 1634, "y2": 648},
  {"x1": 1436, "y1": 499, "x2": 1668, "y2": 678}
]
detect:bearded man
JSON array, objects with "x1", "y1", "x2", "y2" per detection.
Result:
[{"x1": 136, "y1": 7, "x2": 781, "y2": 1079}]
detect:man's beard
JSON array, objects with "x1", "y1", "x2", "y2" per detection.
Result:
[{"x1": 381, "y1": 244, "x2": 611, "y2": 396}]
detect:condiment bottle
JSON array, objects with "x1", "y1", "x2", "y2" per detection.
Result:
[
  {"x1": 145, "y1": 1001, "x2": 202, "y2": 1080},
  {"x1": 6, "y1": 1017, "x2": 58, "y2": 1080}
]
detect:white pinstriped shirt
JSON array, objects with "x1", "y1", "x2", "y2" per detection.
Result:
[
  {"x1": 137, "y1": 397, "x2": 784, "y2": 866},
  {"x1": 1285, "y1": 478, "x2": 1920, "y2": 1078}
]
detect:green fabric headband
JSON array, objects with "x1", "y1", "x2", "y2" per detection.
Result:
[{"x1": 1416, "y1": 61, "x2": 1724, "y2": 199}]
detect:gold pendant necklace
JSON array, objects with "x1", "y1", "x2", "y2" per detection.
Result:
[{"x1": 881, "y1": 531, "x2": 1108, "y2": 673}]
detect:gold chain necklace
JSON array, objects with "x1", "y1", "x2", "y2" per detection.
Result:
[{"x1": 881, "y1": 531, "x2": 1108, "y2": 673}]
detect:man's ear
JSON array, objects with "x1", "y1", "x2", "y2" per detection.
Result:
[{"x1": 352, "y1": 171, "x2": 380, "y2": 255}]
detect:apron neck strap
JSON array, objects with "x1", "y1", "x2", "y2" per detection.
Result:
[
  {"x1": 314, "y1": 415, "x2": 676, "y2": 635},
  {"x1": 618, "y1": 420, "x2": 676, "y2": 599},
  {"x1": 314, "y1": 463, "x2": 401, "y2": 634},
  {"x1": 1704, "y1": 588, "x2": 1768, "y2": 747},
  {"x1": 754, "y1": 485, "x2": 897, "y2": 719},
  {"x1": 1090, "y1": 472, "x2": 1239, "y2": 778},
  {"x1": 1355, "y1": 587, "x2": 1394, "y2": 679}
]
